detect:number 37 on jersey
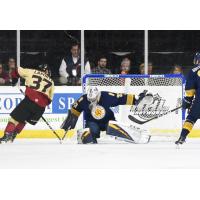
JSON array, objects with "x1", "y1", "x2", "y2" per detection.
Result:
[{"x1": 18, "y1": 66, "x2": 54, "y2": 100}]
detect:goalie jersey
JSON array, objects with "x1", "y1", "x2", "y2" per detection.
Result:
[
  {"x1": 71, "y1": 91, "x2": 135, "y2": 130},
  {"x1": 13, "y1": 66, "x2": 54, "y2": 107}
]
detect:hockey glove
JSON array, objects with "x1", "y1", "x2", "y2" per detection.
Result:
[
  {"x1": 182, "y1": 96, "x2": 193, "y2": 110},
  {"x1": 60, "y1": 110, "x2": 78, "y2": 131},
  {"x1": 135, "y1": 90, "x2": 153, "y2": 105}
]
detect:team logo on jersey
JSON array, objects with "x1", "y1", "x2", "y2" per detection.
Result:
[{"x1": 91, "y1": 105, "x2": 106, "y2": 120}]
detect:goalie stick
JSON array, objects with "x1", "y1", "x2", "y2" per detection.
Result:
[
  {"x1": 128, "y1": 106, "x2": 182, "y2": 125},
  {"x1": 17, "y1": 83, "x2": 62, "y2": 143}
]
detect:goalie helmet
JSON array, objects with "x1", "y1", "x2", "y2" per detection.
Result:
[
  {"x1": 193, "y1": 52, "x2": 200, "y2": 65},
  {"x1": 86, "y1": 86, "x2": 100, "y2": 102}
]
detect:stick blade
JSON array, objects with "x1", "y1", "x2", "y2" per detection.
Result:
[{"x1": 128, "y1": 115, "x2": 146, "y2": 124}]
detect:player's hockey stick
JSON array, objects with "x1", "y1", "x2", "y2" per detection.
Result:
[
  {"x1": 62, "y1": 131, "x2": 68, "y2": 141},
  {"x1": 17, "y1": 85, "x2": 62, "y2": 143},
  {"x1": 128, "y1": 106, "x2": 182, "y2": 125}
]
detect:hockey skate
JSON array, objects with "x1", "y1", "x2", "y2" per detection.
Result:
[
  {"x1": 11, "y1": 132, "x2": 18, "y2": 142},
  {"x1": 77, "y1": 130, "x2": 83, "y2": 144},
  {"x1": 0, "y1": 133, "x2": 14, "y2": 144},
  {"x1": 175, "y1": 136, "x2": 186, "y2": 145}
]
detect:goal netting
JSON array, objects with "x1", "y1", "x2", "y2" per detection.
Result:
[{"x1": 83, "y1": 74, "x2": 184, "y2": 138}]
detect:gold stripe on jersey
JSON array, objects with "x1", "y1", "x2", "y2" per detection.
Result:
[
  {"x1": 18, "y1": 66, "x2": 54, "y2": 100},
  {"x1": 185, "y1": 89, "x2": 196, "y2": 97},
  {"x1": 183, "y1": 121, "x2": 194, "y2": 132},
  {"x1": 71, "y1": 108, "x2": 81, "y2": 117},
  {"x1": 126, "y1": 94, "x2": 134, "y2": 105}
]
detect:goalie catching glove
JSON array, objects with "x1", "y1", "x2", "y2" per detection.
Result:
[{"x1": 135, "y1": 90, "x2": 153, "y2": 106}]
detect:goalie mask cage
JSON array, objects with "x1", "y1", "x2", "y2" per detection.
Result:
[{"x1": 82, "y1": 74, "x2": 184, "y2": 137}]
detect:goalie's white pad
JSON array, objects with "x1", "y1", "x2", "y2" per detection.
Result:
[
  {"x1": 77, "y1": 128, "x2": 88, "y2": 144},
  {"x1": 107, "y1": 120, "x2": 151, "y2": 144}
]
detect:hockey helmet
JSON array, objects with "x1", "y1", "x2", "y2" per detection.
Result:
[
  {"x1": 193, "y1": 52, "x2": 200, "y2": 65},
  {"x1": 87, "y1": 86, "x2": 100, "y2": 102},
  {"x1": 38, "y1": 64, "x2": 51, "y2": 77}
]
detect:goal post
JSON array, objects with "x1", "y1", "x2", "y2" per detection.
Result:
[{"x1": 82, "y1": 74, "x2": 184, "y2": 137}]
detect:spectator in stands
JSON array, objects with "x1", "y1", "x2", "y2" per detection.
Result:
[
  {"x1": 0, "y1": 62, "x2": 9, "y2": 85},
  {"x1": 92, "y1": 56, "x2": 111, "y2": 74},
  {"x1": 139, "y1": 62, "x2": 153, "y2": 74},
  {"x1": 120, "y1": 57, "x2": 131, "y2": 74},
  {"x1": 7, "y1": 57, "x2": 16, "y2": 84},
  {"x1": 59, "y1": 42, "x2": 81, "y2": 85},
  {"x1": 171, "y1": 64, "x2": 183, "y2": 74}
]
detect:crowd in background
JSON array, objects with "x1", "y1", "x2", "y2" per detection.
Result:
[
  {"x1": 0, "y1": 30, "x2": 190, "y2": 86},
  {"x1": 0, "y1": 47, "x2": 185, "y2": 86},
  {"x1": 0, "y1": 58, "x2": 17, "y2": 86},
  {"x1": 56, "y1": 42, "x2": 185, "y2": 86}
]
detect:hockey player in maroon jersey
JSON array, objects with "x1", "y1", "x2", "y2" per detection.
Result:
[{"x1": 0, "y1": 65, "x2": 54, "y2": 143}]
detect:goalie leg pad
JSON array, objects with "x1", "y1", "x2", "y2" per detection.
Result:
[
  {"x1": 106, "y1": 121, "x2": 151, "y2": 144},
  {"x1": 106, "y1": 121, "x2": 134, "y2": 142},
  {"x1": 77, "y1": 128, "x2": 94, "y2": 144}
]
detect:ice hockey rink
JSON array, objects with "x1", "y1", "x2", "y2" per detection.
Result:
[{"x1": 1, "y1": 137, "x2": 200, "y2": 169}]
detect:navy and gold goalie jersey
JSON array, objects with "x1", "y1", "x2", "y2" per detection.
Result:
[{"x1": 71, "y1": 91, "x2": 135, "y2": 130}]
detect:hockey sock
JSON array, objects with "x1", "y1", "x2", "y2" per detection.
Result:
[
  {"x1": 181, "y1": 121, "x2": 194, "y2": 138},
  {"x1": 4, "y1": 122, "x2": 16, "y2": 135},
  {"x1": 180, "y1": 128, "x2": 190, "y2": 138},
  {"x1": 15, "y1": 122, "x2": 26, "y2": 134}
]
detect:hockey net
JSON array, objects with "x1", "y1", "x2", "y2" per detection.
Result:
[{"x1": 83, "y1": 74, "x2": 184, "y2": 140}]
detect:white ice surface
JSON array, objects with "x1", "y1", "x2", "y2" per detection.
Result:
[{"x1": 0, "y1": 137, "x2": 200, "y2": 169}]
